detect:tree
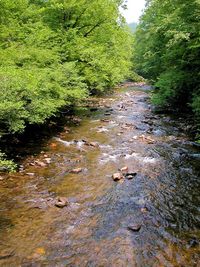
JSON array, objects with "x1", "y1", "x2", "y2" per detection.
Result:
[{"x1": 133, "y1": 0, "x2": 200, "y2": 121}]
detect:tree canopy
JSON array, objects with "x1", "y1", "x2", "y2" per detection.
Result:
[
  {"x1": 0, "y1": 0, "x2": 133, "y2": 135},
  {"x1": 0, "y1": 0, "x2": 134, "y2": 170},
  {"x1": 133, "y1": 0, "x2": 200, "y2": 123}
]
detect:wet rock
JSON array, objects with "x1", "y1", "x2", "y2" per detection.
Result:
[
  {"x1": 112, "y1": 172, "x2": 124, "y2": 181},
  {"x1": 26, "y1": 173, "x2": 35, "y2": 177},
  {"x1": 55, "y1": 197, "x2": 68, "y2": 208},
  {"x1": 89, "y1": 142, "x2": 99, "y2": 148},
  {"x1": 70, "y1": 168, "x2": 83, "y2": 174},
  {"x1": 120, "y1": 166, "x2": 129, "y2": 173},
  {"x1": 35, "y1": 161, "x2": 47, "y2": 167},
  {"x1": 125, "y1": 173, "x2": 137, "y2": 180},
  {"x1": 44, "y1": 158, "x2": 51, "y2": 164},
  {"x1": 127, "y1": 224, "x2": 142, "y2": 232}
]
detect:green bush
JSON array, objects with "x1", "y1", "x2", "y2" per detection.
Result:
[{"x1": 0, "y1": 152, "x2": 17, "y2": 172}]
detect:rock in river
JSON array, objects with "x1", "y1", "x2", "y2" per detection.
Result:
[
  {"x1": 70, "y1": 168, "x2": 83, "y2": 174},
  {"x1": 112, "y1": 172, "x2": 124, "y2": 181},
  {"x1": 120, "y1": 166, "x2": 129, "y2": 173},
  {"x1": 125, "y1": 173, "x2": 137, "y2": 180},
  {"x1": 55, "y1": 197, "x2": 68, "y2": 208}
]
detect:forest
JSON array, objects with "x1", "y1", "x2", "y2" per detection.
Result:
[
  {"x1": 134, "y1": 0, "x2": 200, "y2": 122},
  {"x1": 0, "y1": 0, "x2": 200, "y2": 170}
]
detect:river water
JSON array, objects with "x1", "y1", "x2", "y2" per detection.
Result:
[{"x1": 0, "y1": 83, "x2": 199, "y2": 266}]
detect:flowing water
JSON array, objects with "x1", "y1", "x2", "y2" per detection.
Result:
[{"x1": 0, "y1": 83, "x2": 200, "y2": 267}]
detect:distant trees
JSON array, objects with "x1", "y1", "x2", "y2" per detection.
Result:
[{"x1": 133, "y1": 0, "x2": 200, "y2": 123}]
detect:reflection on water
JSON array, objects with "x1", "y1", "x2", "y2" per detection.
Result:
[{"x1": 0, "y1": 84, "x2": 199, "y2": 266}]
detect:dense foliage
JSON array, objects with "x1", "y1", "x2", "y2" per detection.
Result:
[
  {"x1": 0, "y1": 0, "x2": 132, "y2": 135},
  {"x1": 0, "y1": 0, "x2": 133, "y2": 170},
  {"x1": 133, "y1": 0, "x2": 200, "y2": 122}
]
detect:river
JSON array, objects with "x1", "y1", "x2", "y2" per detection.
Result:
[{"x1": 0, "y1": 83, "x2": 199, "y2": 266}]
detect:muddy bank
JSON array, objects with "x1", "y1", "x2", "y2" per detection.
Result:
[{"x1": 0, "y1": 83, "x2": 199, "y2": 266}]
